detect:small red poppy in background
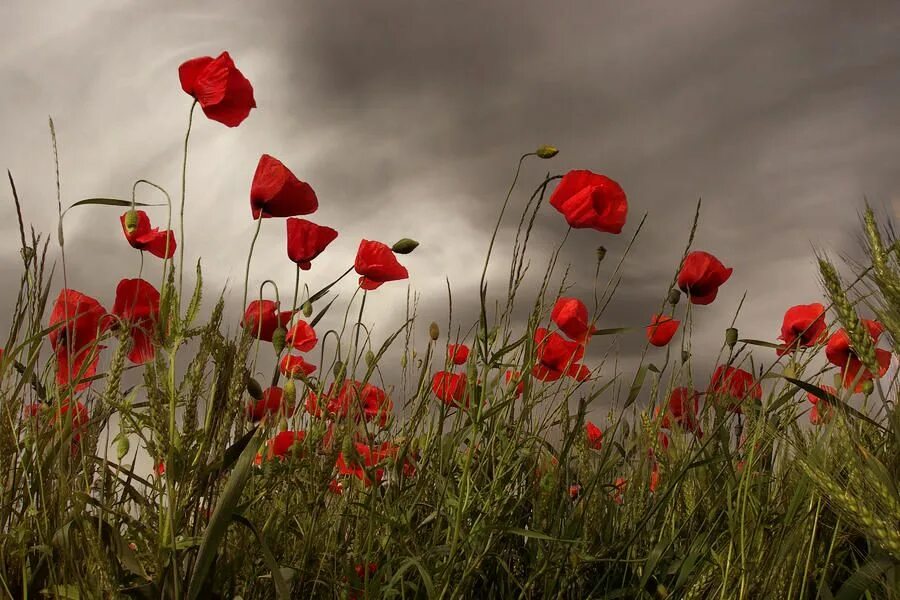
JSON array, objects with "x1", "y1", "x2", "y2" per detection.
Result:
[
  {"x1": 777, "y1": 303, "x2": 827, "y2": 355},
  {"x1": 432, "y1": 371, "x2": 468, "y2": 407},
  {"x1": 280, "y1": 354, "x2": 316, "y2": 379},
  {"x1": 825, "y1": 319, "x2": 891, "y2": 392},
  {"x1": 533, "y1": 328, "x2": 590, "y2": 382},
  {"x1": 585, "y1": 421, "x2": 603, "y2": 450},
  {"x1": 178, "y1": 51, "x2": 256, "y2": 127},
  {"x1": 549, "y1": 170, "x2": 628, "y2": 234},
  {"x1": 354, "y1": 240, "x2": 409, "y2": 290},
  {"x1": 646, "y1": 314, "x2": 680, "y2": 347},
  {"x1": 242, "y1": 300, "x2": 293, "y2": 342},
  {"x1": 677, "y1": 251, "x2": 733, "y2": 305},
  {"x1": 328, "y1": 479, "x2": 344, "y2": 495},
  {"x1": 807, "y1": 386, "x2": 836, "y2": 425},
  {"x1": 246, "y1": 387, "x2": 290, "y2": 422},
  {"x1": 447, "y1": 344, "x2": 469, "y2": 365},
  {"x1": 120, "y1": 210, "x2": 176, "y2": 259},
  {"x1": 551, "y1": 297, "x2": 599, "y2": 342},
  {"x1": 111, "y1": 279, "x2": 160, "y2": 365},
  {"x1": 250, "y1": 154, "x2": 318, "y2": 219},
  {"x1": 286, "y1": 319, "x2": 317, "y2": 352},
  {"x1": 708, "y1": 365, "x2": 762, "y2": 413},
  {"x1": 568, "y1": 483, "x2": 582, "y2": 500},
  {"x1": 649, "y1": 462, "x2": 660, "y2": 493},
  {"x1": 658, "y1": 387, "x2": 701, "y2": 432},
  {"x1": 611, "y1": 477, "x2": 627, "y2": 505},
  {"x1": 336, "y1": 442, "x2": 388, "y2": 486},
  {"x1": 286, "y1": 218, "x2": 338, "y2": 270},
  {"x1": 49, "y1": 289, "x2": 110, "y2": 392},
  {"x1": 505, "y1": 370, "x2": 525, "y2": 397}
]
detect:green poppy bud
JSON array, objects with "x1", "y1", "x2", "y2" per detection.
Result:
[
  {"x1": 283, "y1": 378, "x2": 296, "y2": 405},
  {"x1": 429, "y1": 322, "x2": 440, "y2": 341},
  {"x1": 725, "y1": 327, "x2": 738, "y2": 349},
  {"x1": 246, "y1": 376, "x2": 264, "y2": 400},
  {"x1": 667, "y1": 288, "x2": 681, "y2": 306},
  {"x1": 365, "y1": 350, "x2": 376, "y2": 368},
  {"x1": 333, "y1": 360, "x2": 345, "y2": 380},
  {"x1": 302, "y1": 300, "x2": 313, "y2": 318},
  {"x1": 391, "y1": 238, "x2": 419, "y2": 254},
  {"x1": 124, "y1": 209, "x2": 139, "y2": 234},
  {"x1": 861, "y1": 379, "x2": 875, "y2": 396},
  {"x1": 596, "y1": 246, "x2": 607, "y2": 263},
  {"x1": 272, "y1": 327, "x2": 287, "y2": 354},
  {"x1": 536, "y1": 145, "x2": 559, "y2": 159},
  {"x1": 115, "y1": 434, "x2": 130, "y2": 461}
]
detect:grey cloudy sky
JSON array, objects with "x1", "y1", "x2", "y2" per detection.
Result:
[{"x1": 1, "y1": 1, "x2": 899, "y2": 403}]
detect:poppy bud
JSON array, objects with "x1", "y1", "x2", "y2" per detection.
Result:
[
  {"x1": 725, "y1": 327, "x2": 738, "y2": 349},
  {"x1": 391, "y1": 238, "x2": 420, "y2": 254},
  {"x1": 283, "y1": 378, "x2": 296, "y2": 405},
  {"x1": 115, "y1": 434, "x2": 130, "y2": 461},
  {"x1": 536, "y1": 145, "x2": 559, "y2": 159},
  {"x1": 302, "y1": 300, "x2": 313, "y2": 318},
  {"x1": 681, "y1": 350, "x2": 690, "y2": 363},
  {"x1": 782, "y1": 364, "x2": 796, "y2": 379},
  {"x1": 272, "y1": 327, "x2": 287, "y2": 354},
  {"x1": 861, "y1": 379, "x2": 874, "y2": 395},
  {"x1": 667, "y1": 288, "x2": 681, "y2": 306},
  {"x1": 365, "y1": 350, "x2": 376, "y2": 368},
  {"x1": 333, "y1": 360, "x2": 345, "y2": 380},
  {"x1": 246, "y1": 376, "x2": 264, "y2": 400},
  {"x1": 596, "y1": 246, "x2": 607, "y2": 263},
  {"x1": 341, "y1": 433, "x2": 354, "y2": 459},
  {"x1": 123, "y1": 209, "x2": 139, "y2": 234},
  {"x1": 429, "y1": 322, "x2": 440, "y2": 341}
]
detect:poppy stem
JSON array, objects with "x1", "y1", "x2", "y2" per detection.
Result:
[
  {"x1": 241, "y1": 217, "x2": 264, "y2": 311},
  {"x1": 177, "y1": 100, "x2": 197, "y2": 311}
]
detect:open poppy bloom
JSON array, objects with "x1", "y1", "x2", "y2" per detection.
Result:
[
  {"x1": 824, "y1": 319, "x2": 891, "y2": 392},
  {"x1": 120, "y1": 210, "x2": 176, "y2": 259},
  {"x1": 256, "y1": 431, "x2": 306, "y2": 464},
  {"x1": 777, "y1": 303, "x2": 827, "y2": 355},
  {"x1": 241, "y1": 300, "x2": 293, "y2": 342},
  {"x1": 251, "y1": 154, "x2": 318, "y2": 219},
  {"x1": 286, "y1": 217, "x2": 338, "y2": 269},
  {"x1": 314, "y1": 380, "x2": 393, "y2": 427},
  {"x1": 285, "y1": 319, "x2": 317, "y2": 352},
  {"x1": 111, "y1": 278, "x2": 160, "y2": 365},
  {"x1": 354, "y1": 239, "x2": 409, "y2": 290},
  {"x1": 178, "y1": 51, "x2": 256, "y2": 127},
  {"x1": 658, "y1": 387, "x2": 701, "y2": 432},
  {"x1": 677, "y1": 251, "x2": 733, "y2": 305},
  {"x1": 585, "y1": 421, "x2": 603, "y2": 450},
  {"x1": 807, "y1": 386, "x2": 837, "y2": 425},
  {"x1": 280, "y1": 354, "x2": 316, "y2": 379},
  {"x1": 447, "y1": 344, "x2": 469, "y2": 365},
  {"x1": 708, "y1": 365, "x2": 762, "y2": 413},
  {"x1": 549, "y1": 170, "x2": 628, "y2": 234},
  {"x1": 49, "y1": 289, "x2": 109, "y2": 392},
  {"x1": 336, "y1": 442, "x2": 390, "y2": 486},
  {"x1": 551, "y1": 297, "x2": 599, "y2": 342},
  {"x1": 431, "y1": 371, "x2": 468, "y2": 407},
  {"x1": 533, "y1": 328, "x2": 590, "y2": 382},
  {"x1": 246, "y1": 387, "x2": 291, "y2": 422},
  {"x1": 646, "y1": 314, "x2": 680, "y2": 347}
]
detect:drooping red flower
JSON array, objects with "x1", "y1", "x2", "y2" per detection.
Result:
[
  {"x1": 585, "y1": 421, "x2": 603, "y2": 450},
  {"x1": 505, "y1": 370, "x2": 525, "y2": 397},
  {"x1": 677, "y1": 251, "x2": 733, "y2": 305},
  {"x1": 533, "y1": 327, "x2": 590, "y2": 381},
  {"x1": 824, "y1": 319, "x2": 891, "y2": 392},
  {"x1": 551, "y1": 297, "x2": 599, "y2": 342},
  {"x1": 250, "y1": 154, "x2": 318, "y2": 219},
  {"x1": 286, "y1": 218, "x2": 338, "y2": 270},
  {"x1": 241, "y1": 300, "x2": 293, "y2": 342},
  {"x1": 447, "y1": 344, "x2": 469, "y2": 365},
  {"x1": 245, "y1": 387, "x2": 290, "y2": 422},
  {"x1": 646, "y1": 314, "x2": 680, "y2": 347},
  {"x1": 354, "y1": 239, "x2": 409, "y2": 290},
  {"x1": 119, "y1": 210, "x2": 176, "y2": 259},
  {"x1": 549, "y1": 170, "x2": 628, "y2": 234},
  {"x1": 280, "y1": 354, "x2": 317, "y2": 379},
  {"x1": 807, "y1": 385, "x2": 837, "y2": 425},
  {"x1": 111, "y1": 278, "x2": 160, "y2": 365},
  {"x1": 777, "y1": 303, "x2": 828, "y2": 355},
  {"x1": 658, "y1": 387, "x2": 701, "y2": 432},
  {"x1": 286, "y1": 319, "x2": 317, "y2": 352},
  {"x1": 178, "y1": 51, "x2": 256, "y2": 127},
  {"x1": 708, "y1": 365, "x2": 762, "y2": 413},
  {"x1": 431, "y1": 371, "x2": 468, "y2": 407},
  {"x1": 48, "y1": 289, "x2": 110, "y2": 392}
]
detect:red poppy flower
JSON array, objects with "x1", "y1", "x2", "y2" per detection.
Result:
[
  {"x1": 286, "y1": 218, "x2": 338, "y2": 270},
  {"x1": 807, "y1": 385, "x2": 836, "y2": 425},
  {"x1": 649, "y1": 462, "x2": 660, "y2": 493},
  {"x1": 708, "y1": 365, "x2": 762, "y2": 413},
  {"x1": 533, "y1": 328, "x2": 589, "y2": 381},
  {"x1": 551, "y1": 297, "x2": 599, "y2": 342},
  {"x1": 549, "y1": 170, "x2": 628, "y2": 234},
  {"x1": 241, "y1": 300, "x2": 293, "y2": 342},
  {"x1": 824, "y1": 319, "x2": 891, "y2": 391},
  {"x1": 321, "y1": 381, "x2": 393, "y2": 426},
  {"x1": 270, "y1": 430, "x2": 305, "y2": 459},
  {"x1": 505, "y1": 370, "x2": 525, "y2": 397},
  {"x1": 245, "y1": 387, "x2": 290, "y2": 422},
  {"x1": 777, "y1": 303, "x2": 827, "y2": 355},
  {"x1": 52, "y1": 400, "x2": 90, "y2": 443},
  {"x1": 119, "y1": 210, "x2": 176, "y2": 259},
  {"x1": 354, "y1": 239, "x2": 409, "y2": 290},
  {"x1": 585, "y1": 421, "x2": 603, "y2": 450},
  {"x1": 646, "y1": 314, "x2": 680, "y2": 347},
  {"x1": 612, "y1": 477, "x2": 627, "y2": 505},
  {"x1": 24, "y1": 403, "x2": 44, "y2": 419},
  {"x1": 658, "y1": 431, "x2": 670, "y2": 452},
  {"x1": 178, "y1": 51, "x2": 256, "y2": 127},
  {"x1": 155, "y1": 462, "x2": 166, "y2": 476},
  {"x1": 447, "y1": 344, "x2": 469, "y2": 365},
  {"x1": 286, "y1": 319, "x2": 317, "y2": 352},
  {"x1": 677, "y1": 251, "x2": 733, "y2": 305},
  {"x1": 250, "y1": 154, "x2": 318, "y2": 219},
  {"x1": 328, "y1": 479, "x2": 344, "y2": 495},
  {"x1": 658, "y1": 387, "x2": 700, "y2": 432},
  {"x1": 49, "y1": 289, "x2": 110, "y2": 392},
  {"x1": 111, "y1": 278, "x2": 160, "y2": 365},
  {"x1": 280, "y1": 354, "x2": 317, "y2": 379},
  {"x1": 431, "y1": 371, "x2": 468, "y2": 407},
  {"x1": 336, "y1": 442, "x2": 387, "y2": 486}
]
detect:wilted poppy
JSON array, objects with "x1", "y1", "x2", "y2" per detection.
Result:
[
  {"x1": 111, "y1": 278, "x2": 160, "y2": 365},
  {"x1": 286, "y1": 319, "x2": 317, "y2": 352},
  {"x1": 677, "y1": 251, "x2": 733, "y2": 305},
  {"x1": 354, "y1": 239, "x2": 409, "y2": 290},
  {"x1": 178, "y1": 51, "x2": 256, "y2": 127},
  {"x1": 646, "y1": 314, "x2": 680, "y2": 347},
  {"x1": 777, "y1": 303, "x2": 827, "y2": 355},
  {"x1": 246, "y1": 387, "x2": 290, "y2": 422},
  {"x1": 120, "y1": 210, "x2": 176, "y2": 259},
  {"x1": 250, "y1": 154, "x2": 318, "y2": 219},
  {"x1": 825, "y1": 319, "x2": 891, "y2": 392},
  {"x1": 432, "y1": 371, "x2": 468, "y2": 407},
  {"x1": 551, "y1": 297, "x2": 599, "y2": 342},
  {"x1": 242, "y1": 300, "x2": 293, "y2": 342},
  {"x1": 549, "y1": 170, "x2": 628, "y2": 234},
  {"x1": 286, "y1": 218, "x2": 338, "y2": 269},
  {"x1": 585, "y1": 421, "x2": 603, "y2": 450},
  {"x1": 447, "y1": 344, "x2": 469, "y2": 365},
  {"x1": 49, "y1": 289, "x2": 109, "y2": 392},
  {"x1": 708, "y1": 365, "x2": 762, "y2": 413},
  {"x1": 280, "y1": 354, "x2": 317, "y2": 379}
]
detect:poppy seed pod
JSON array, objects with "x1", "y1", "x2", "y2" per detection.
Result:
[
  {"x1": 123, "y1": 209, "x2": 139, "y2": 234},
  {"x1": 429, "y1": 322, "x2": 440, "y2": 341},
  {"x1": 536, "y1": 145, "x2": 559, "y2": 159},
  {"x1": 726, "y1": 327, "x2": 738, "y2": 349},
  {"x1": 667, "y1": 288, "x2": 681, "y2": 306},
  {"x1": 302, "y1": 300, "x2": 313, "y2": 318},
  {"x1": 246, "y1": 376, "x2": 264, "y2": 400},
  {"x1": 391, "y1": 238, "x2": 419, "y2": 254}
]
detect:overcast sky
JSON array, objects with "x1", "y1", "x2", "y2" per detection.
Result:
[{"x1": 1, "y1": 1, "x2": 899, "y2": 409}]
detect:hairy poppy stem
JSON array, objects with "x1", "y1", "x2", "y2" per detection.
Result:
[
  {"x1": 242, "y1": 217, "x2": 264, "y2": 312},
  {"x1": 177, "y1": 100, "x2": 197, "y2": 310}
]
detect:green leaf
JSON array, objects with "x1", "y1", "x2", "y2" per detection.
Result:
[
  {"x1": 593, "y1": 327, "x2": 631, "y2": 336},
  {"x1": 503, "y1": 527, "x2": 581, "y2": 543},
  {"x1": 233, "y1": 514, "x2": 291, "y2": 599},
  {"x1": 738, "y1": 338, "x2": 782, "y2": 349},
  {"x1": 63, "y1": 197, "x2": 161, "y2": 214},
  {"x1": 783, "y1": 376, "x2": 887, "y2": 431},
  {"x1": 835, "y1": 555, "x2": 895, "y2": 600},
  {"x1": 624, "y1": 365, "x2": 649, "y2": 409},
  {"x1": 488, "y1": 334, "x2": 527, "y2": 366}
]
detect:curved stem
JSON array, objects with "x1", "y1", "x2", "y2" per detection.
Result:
[
  {"x1": 177, "y1": 101, "x2": 197, "y2": 309},
  {"x1": 242, "y1": 217, "x2": 264, "y2": 311}
]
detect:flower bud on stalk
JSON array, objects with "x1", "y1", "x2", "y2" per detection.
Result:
[
  {"x1": 283, "y1": 378, "x2": 296, "y2": 406},
  {"x1": 365, "y1": 350, "x2": 376, "y2": 368},
  {"x1": 726, "y1": 327, "x2": 738, "y2": 349},
  {"x1": 115, "y1": 434, "x2": 130, "y2": 461},
  {"x1": 246, "y1": 376, "x2": 264, "y2": 400},
  {"x1": 391, "y1": 238, "x2": 419, "y2": 254},
  {"x1": 861, "y1": 379, "x2": 875, "y2": 396},
  {"x1": 536, "y1": 145, "x2": 559, "y2": 159},
  {"x1": 596, "y1": 246, "x2": 607, "y2": 263},
  {"x1": 429, "y1": 322, "x2": 440, "y2": 341},
  {"x1": 333, "y1": 360, "x2": 345, "y2": 381},
  {"x1": 667, "y1": 288, "x2": 681, "y2": 306},
  {"x1": 123, "y1": 209, "x2": 139, "y2": 234},
  {"x1": 302, "y1": 301, "x2": 313, "y2": 318},
  {"x1": 271, "y1": 327, "x2": 287, "y2": 354}
]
